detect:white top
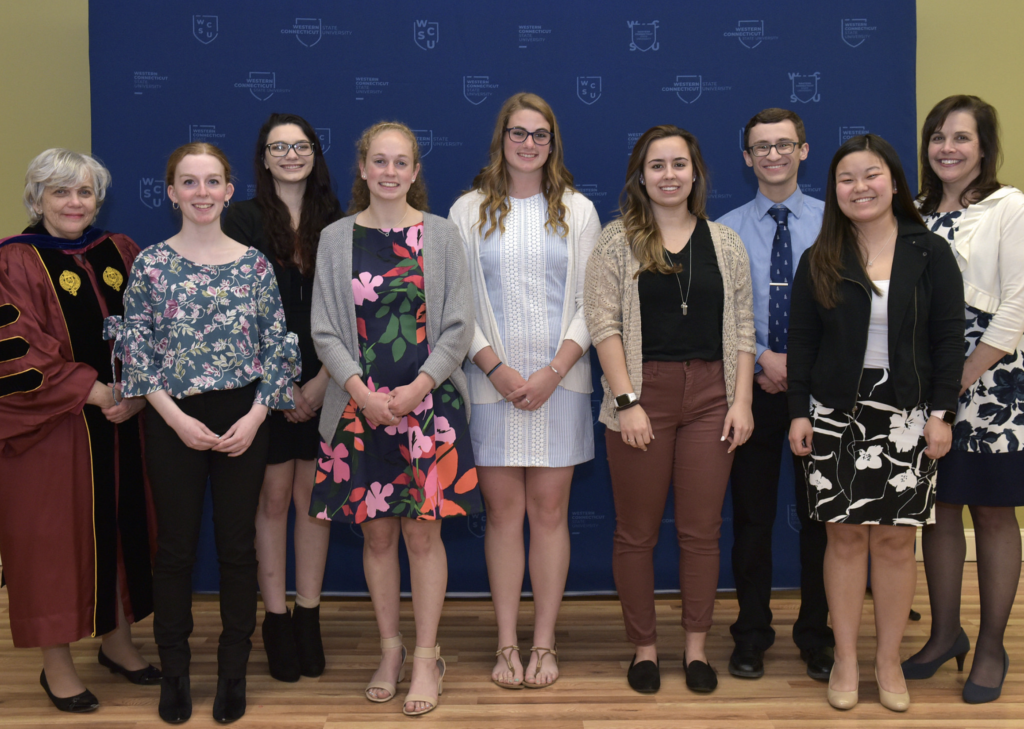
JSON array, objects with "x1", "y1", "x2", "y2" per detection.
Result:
[
  {"x1": 449, "y1": 188, "x2": 600, "y2": 404},
  {"x1": 863, "y1": 280, "x2": 890, "y2": 369}
]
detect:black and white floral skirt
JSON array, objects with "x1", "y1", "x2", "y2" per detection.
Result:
[{"x1": 804, "y1": 369, "x2": 937, "y2": 526}]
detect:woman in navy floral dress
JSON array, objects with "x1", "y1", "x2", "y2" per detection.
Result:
[
  {"x1": 108, "y1": 143, "x2": 300, "y2": 724},
  {"x1": 903, "y1": 96, "x2": 1024, "y2": 704},
  {"x1": 310, "y1": 122, "x2": 480, "y2": 716}
]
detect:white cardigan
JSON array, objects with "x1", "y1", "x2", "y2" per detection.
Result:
[
  {"x1": 449, "y1": 189, "x2": 600, "y2": 404},
  {"x1": 949, "y1": 186, "x2": 1024, "y2": 353}
]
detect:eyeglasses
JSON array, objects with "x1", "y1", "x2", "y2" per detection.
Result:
[
  {"x1": 505, "y1": 127, "x2": 552, "y2": 146},
  {"x1": 746, "y1": 141, "x2": 801, "y2": 157},
  {"x1": 265, "y1": 141, "x2": 314, "y2": 157}
]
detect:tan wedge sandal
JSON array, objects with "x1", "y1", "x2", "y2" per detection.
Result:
[
  {"x1": 492, "y1": 645, "x2": 523, "y2": 689},
  {"x1": 365, "y1": 634, "x2": 407, "y2": 703},
  {"x1": 524, "y1": 645, "x2": 558, "y2": 688},
  {"x1": 402, "y1": 644, "x2": 445, "y2": 716}
]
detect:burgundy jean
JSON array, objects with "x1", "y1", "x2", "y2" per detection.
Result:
[{"x1": 606, "y1": 359, "x2": 733, "y2": 645}]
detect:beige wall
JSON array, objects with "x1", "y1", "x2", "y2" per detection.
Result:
[
  {"x1": 0, "y1": 0, "x2": 91, "y2": 231},
  {"x1": 1, "y1": 2, "x2": 1022, "y2": 523}
]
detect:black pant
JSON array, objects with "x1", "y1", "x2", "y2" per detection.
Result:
[
  {"x1": 728, "y1": 385, "x2": 832, "y2": 652},
  {"x1": 145, "y1": 384, "x2": 269, "y2": 678}
]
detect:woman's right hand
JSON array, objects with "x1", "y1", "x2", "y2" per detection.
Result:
[
  {"x1": 618, "y1": 405, "x2": 653, "y2": 451},
  {"x1": 167, "y1": 410, "x2": 222, "y2": 451},
  {"x1": 489, "y1": 365, "x2": 528, "y2": 403},
  {"x1": 360, "y1": 390, "x2": 396, "y2": 427},
  {"x1": 789, "y1": 417, "x2": 814, "y2": 456}
]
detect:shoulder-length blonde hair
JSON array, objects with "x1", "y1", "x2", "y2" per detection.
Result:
[
  {"x1": 470, "y1": 92, "x2": 574, "y2": 237},
  {"x1": 348, "y1": 121, "x2": 430, "y2": 214},
  {"x1": 620, "y1": 125, "x2": 709, "y2": 276}
]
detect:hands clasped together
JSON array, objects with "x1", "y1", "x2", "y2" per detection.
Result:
[{"x1": 489, "y1": 363, "x2": 561, "y2": 412}]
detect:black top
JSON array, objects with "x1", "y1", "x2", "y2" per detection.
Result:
[
  {"x1": 787, "y1": 217, "x2": 965, "y2": 418},
  {"x1": 638, "y1": 218, "x2": 724, "y2": 362},
  {"x1": 223, "y1": 199, "x2": 321, "y2": 382}
]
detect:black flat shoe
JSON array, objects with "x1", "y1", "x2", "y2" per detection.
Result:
[
  {"x1": 728, "y1": 644, "x2": 764, "y2": 679},
  {"x1": 40, "y1": 670, "x2": 99, "y2": 713},
  {"x1": 626, "y1": 655, "x2": 660, "y2": 693},
  {"x1": 98, "y1": 647, "x2": 162, "y2": 685},
  {"x1": 158, "y1": 675, "x2": 192, "y2": 724},
  {"x1": 902, "y1": 627, "x2": 970, "y2": 680},
  {"x1": 962, "y1": 649, "x2": 1009, "y2": 704},
  {"x1": 801, "y1": 645, "x2": 835, "y2": 681},
  {"x1": 213, "y1": 677, "x2": 246, "y2": 723},
  {"x1": 292, "y1": 604, "x2": 326, "y2": 677},
  {"x1": 262, "y1": 609, "x2": 300, "y2": 682},
  {"x1": 684, "y1": 654, "x2": 718, "y2": 693}
]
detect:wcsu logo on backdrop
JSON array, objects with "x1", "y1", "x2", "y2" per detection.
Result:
[
  {"x1": 577, "y1": 77, "x2": 601, "y2": 105},
  {"x1": 412, "y1": 130, "x2": 433, "y2": 157},
  {"x1": 414, "y1": 20, "x2": 439, "y2": 50},
  {"x1": 627, "y1": 20, "x2": 659, "y2": 51},
  {"x1": 192, "y1": 15, "x2": 217, "y2": 44},
  {"x1": 316, "y1": 128, "x2": 331, "y2": 153},
  {"x1": 789, "y1": 72, "x2": 821, "y2": 103},
  {"x1": 139, "y1": 178, "x2": 164, "y2": 209}
]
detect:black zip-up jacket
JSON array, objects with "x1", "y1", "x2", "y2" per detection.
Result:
[{"x1": 788, "y1": 218, "x2": 965, "y2": 420}]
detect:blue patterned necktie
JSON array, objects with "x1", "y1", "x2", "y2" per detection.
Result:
[{"x1": 766, "y1": 205, "x2": 792, "y2": 354}]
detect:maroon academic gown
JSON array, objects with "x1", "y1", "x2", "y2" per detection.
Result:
[{"x1": 0, "y1": 230, "x2": 156, "y2": 648}]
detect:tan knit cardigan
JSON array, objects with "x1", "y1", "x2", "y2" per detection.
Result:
[{"x1": 583, "y1": 219, "x2": 756, "y2": 431}]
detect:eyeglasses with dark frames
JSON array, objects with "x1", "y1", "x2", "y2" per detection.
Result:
[
  {"x1": 505, "y1": 127, "x2": 552, "y2": 146},
  {"x1": 266, "y1": 141, "x2": 315, "y2": 157},
  {"x1": 746, "y1": 141, "x2": 801, "y2": 157}
]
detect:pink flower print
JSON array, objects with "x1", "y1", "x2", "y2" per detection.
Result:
[
  {"x1": 352, "y1": 271, "x2": 385, "y2": 305},
  {"x1": 384, "y1": 416, "x2": 409, "y2": 436},
  {"x1": 255, "y1": 256, "x2": 268, "y2": 276},
  {"x1": 164, "y1": 299, "x2": 180, "y2": 319},
  {"x1": 413, "y1": 392, "x2": 433, "y2": 416},
  {"x1": 404, "y1": 225, "x2": 424, "y2": 254},
  {"x1": 409, "y1": 425, "x2": 435, "y2": 459},
  {"x1": 364, "y1": 481, "x2": 394, "y2": 519},
  {"x1": 434, "y1": 415, "x2": 456, "y2": 444},
  {"x1": 318, "y1": 442, "x2": 350, "y2": 483}
]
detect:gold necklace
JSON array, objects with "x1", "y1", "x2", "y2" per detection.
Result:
[{"x1": 671, "y1": 233, "x2": 693, "y2": 315}]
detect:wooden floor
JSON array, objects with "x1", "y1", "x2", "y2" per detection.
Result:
[{"x1": 1, "y1": 564, "x2": 1021, "y2": 728}]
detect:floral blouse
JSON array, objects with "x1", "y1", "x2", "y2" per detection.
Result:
[{"x1": 104, "y1": 242, "x2": 300, "y2": 407}]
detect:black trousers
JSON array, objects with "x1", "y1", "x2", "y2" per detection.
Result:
[
  {"x1": 145, "y1": 384, "x2": 269, "y2": 678},
  {"x1": 728, "y1": 385, "x2": 833, "y2": 652}
]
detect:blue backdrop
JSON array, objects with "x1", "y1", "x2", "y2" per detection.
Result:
[{"x1": 89, "y1": 0, "x2": 917, "y2": 595}]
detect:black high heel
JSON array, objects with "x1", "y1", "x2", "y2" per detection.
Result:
[
  {"x1": 158, "y1": 675, "x2": 192, "y2": 724},
  {"x1": 98, "y1": 647, "x2": 162, "y2": 685},
  {"x1": 292, "y1": 604, "x2": 325, "y2": 677},
  {"x1": 901, "y1": 627, "x2": 970, "y2": 679},
  {"x1": 213, "y1": 677, "x2": 246, "y2": 723},
  {"x1": 963, "y1": 649, "x2": 1010, "y2": 704},
  {"x1": 39, "y1": 670, "x2": 99, "y2": 713}
]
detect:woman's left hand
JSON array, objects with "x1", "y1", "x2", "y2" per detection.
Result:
[
  {"x1": 389, "y1": 374, "x2": 435, "y2": 419},
  {"x1": 213, "y1": 404, "x2": 269, "y2": 457},
  {"x1": 100, "y1": 395, "x2": 147, "y2": 424},
  {"x1": 923, "y1": 415, "x2": 952, "y2": 459},
  {"x1": 506, "y1": 366, "x2": 561, "y2": 411},
  {"x1": 722, "y1": 402, "x2": 754, "y2": 453}
]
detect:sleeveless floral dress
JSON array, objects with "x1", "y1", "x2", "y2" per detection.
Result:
[{"x1": 310, "y1": 223, "x2": 482, "y2": 523}]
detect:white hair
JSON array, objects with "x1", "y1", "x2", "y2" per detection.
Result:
[{"x1": 23, "y1": 148, "x2": 112, "y2": 224}]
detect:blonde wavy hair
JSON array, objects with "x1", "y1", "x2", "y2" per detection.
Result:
[
  {"x1": 348, "y1": 121, "x2": 430, "y2": 214},
  {"x1": 470, "y1": 92, "x2": 574, "y2": 237},
  {"x1": 620, "y1": 125, "x2": 709, "y2": 277}
]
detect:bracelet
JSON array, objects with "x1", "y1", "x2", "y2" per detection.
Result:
[
  {"x1": 549, "y1": 365, "x2": 563, "y2": 379},
  {"x1": 486, "y1": 362, "x2": 502, "y2": 378},
  {"x1": 617, "y1": 400, "x2": 641, "y2": 412}
]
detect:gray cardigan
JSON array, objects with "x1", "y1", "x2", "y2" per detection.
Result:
[{"x1": 311, "y1": 213, "x2": 474, "y2": 440}]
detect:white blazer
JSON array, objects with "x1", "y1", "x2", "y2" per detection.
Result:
[{"x1": 449, "y1": 189, "x2": 600, "y2": 404}]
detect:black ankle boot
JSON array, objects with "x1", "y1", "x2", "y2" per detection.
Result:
[
  {"x1": 292, "y1": 604, "x2": 326, "y2": 677},
  {"x1": 158, "y1": 675, "x2": 192, "y2": 724},
  {"x1": 262, "y1": 609, "x2": 300, "y2": 682},
  {"x1": 213, "y1": 676, "x2": 246, "y2": 723}
]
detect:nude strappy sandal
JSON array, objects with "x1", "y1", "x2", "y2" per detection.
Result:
[
  {"x1": 365, "y1": 633, "x2": 407, "y2": 703},
  {"x1": 524, "y1": 645, "x2": 558, "y2": 688},
  {"x1": 492, "y1": 645, "x2": 523, "y2": 689},
  {"x1": 402, "y1": 644, "x2": 445, "y2": 716}
]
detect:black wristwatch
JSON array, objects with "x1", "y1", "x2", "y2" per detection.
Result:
[
  {"x1": 932, "y1": 409, "x2": 956, "y2": 425},
  {"x1": 615, "y1": 392, "x2": 639, "y2": 411}
]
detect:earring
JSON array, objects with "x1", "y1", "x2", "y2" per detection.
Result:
[
  {"x1": 693, "y1": 177, "x2": 698, "y2": 182},
  {"x1": 362, "y1": 174, "x2": 367, "y2": 180},
  {"x1": 224, "y1": 199, "x2": 231, "y2": 208},
  {"x1": 412, "y1": 178, "x2": 416, "y2": 182},
  {"x1": 172, "y1": 202, "x2": 179, "y2": 210},
  {"x1": 639, "y1": 174, "x2": 645, "y2": 185}
]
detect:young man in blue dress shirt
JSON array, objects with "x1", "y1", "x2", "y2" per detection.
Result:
[{"x1": 717, "y1": 108, "x2": 833, "y2": 681}]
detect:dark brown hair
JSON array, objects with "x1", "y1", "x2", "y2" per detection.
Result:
[
  {"x1": 918, "y1": 95, "x2": 1003, "y2": 214},
  {"x1": 743, "y1": 107, "x2": 807, "y2": 148},
  {"x1": 348, "y1": 121, "x2": 429, "y2": 214},
  {"x1": 619, "y1": 125, "x2": 709, "y2": 276},
  {"x1": 809, "y1": 134, "x2": 925, "y2": 308},
  {"x1": 470, "y1": 92, "x2": 575, "y2": 237},
  {"x1": 252, "y1": 113, "x2": 342, "y2": 274}
]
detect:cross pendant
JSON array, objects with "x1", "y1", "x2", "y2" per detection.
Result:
[{"x1": 681, "y1": 302, "x2": 688, "y2": 315}]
